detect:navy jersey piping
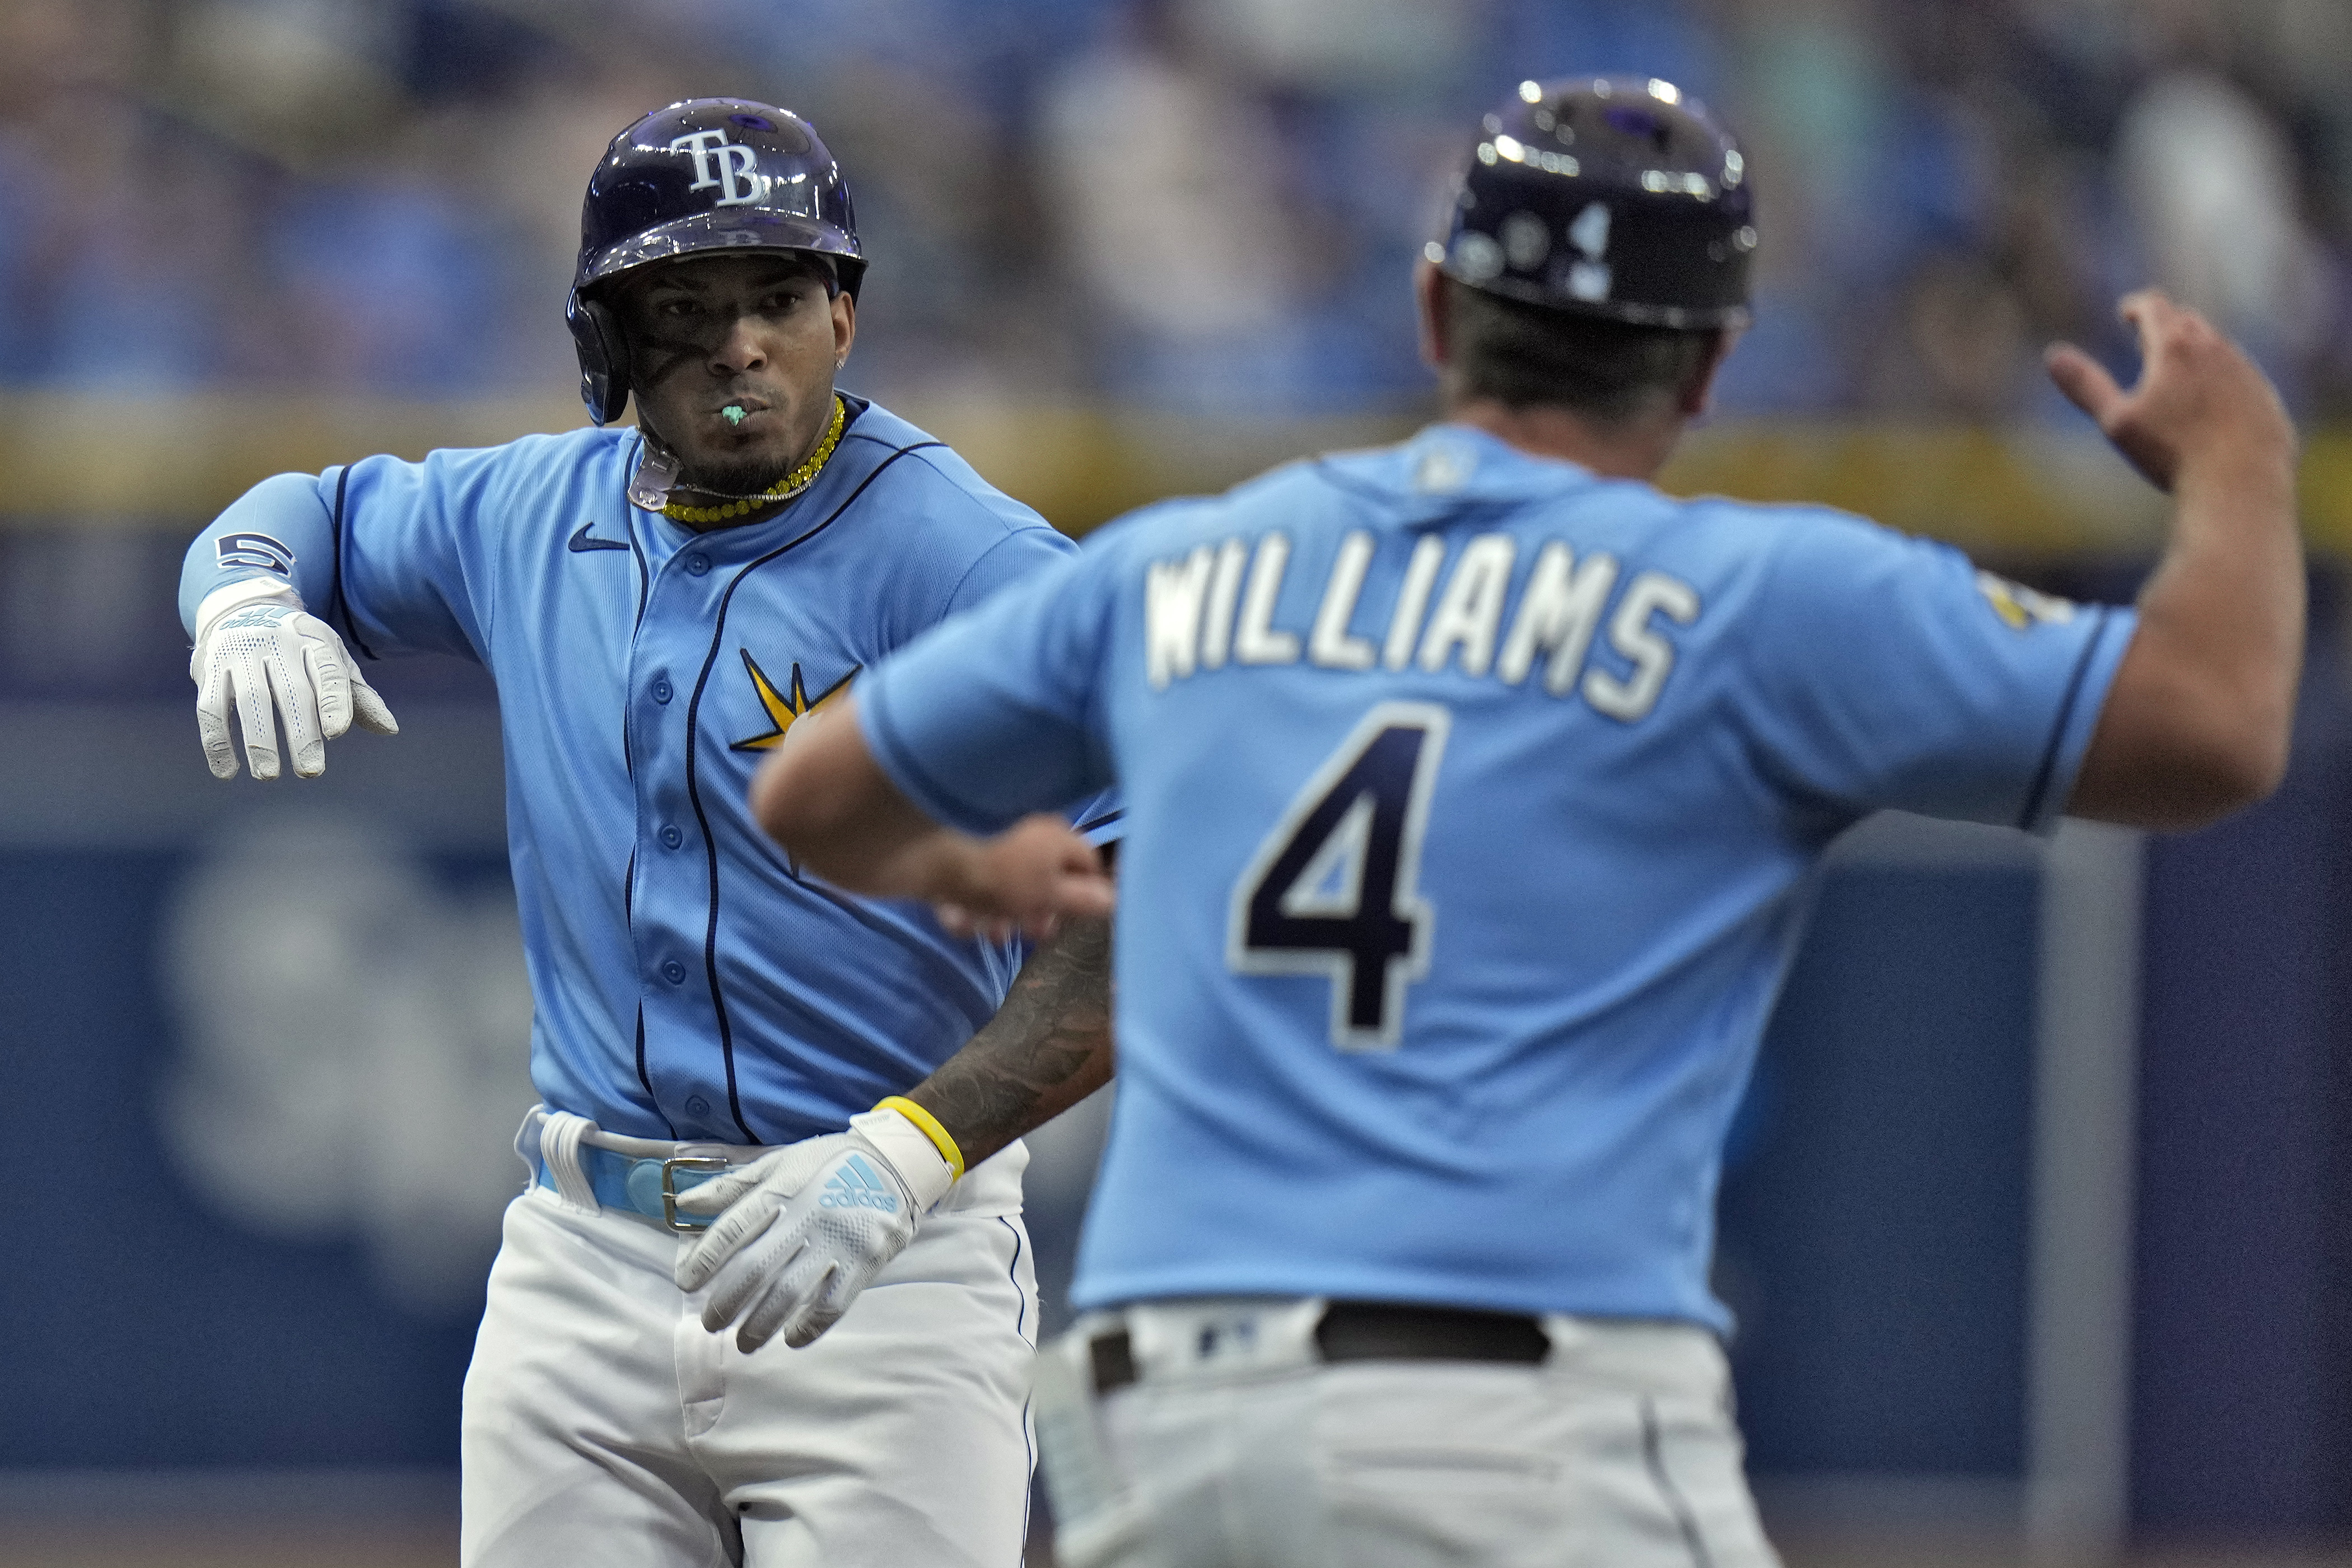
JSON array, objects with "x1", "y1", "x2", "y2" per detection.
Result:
[
  {"x1": 678, "y1": 440, "x2": 946, "y2": 1142},
  {"x1": 328, "y1": 465, "x2": 381, "y2": 661},
  {"x1": 627, "y1": 434, "x2": 653, "y2": 630},
  {"x1": 1077, "y1": 809, "x2": 1125, "y2": 834},
  {"x1": 621, "y1": 436, "x2": 650, "y2": 785},
  {"x1": 853, "y1": 435, "x2": 1071, "y2": 626},
  {"x1": 998, "y1": 1214, "x2": 1032, "y2": 1342},
  {"x1": 633, "y1": 1004, "x2": 676, "y2": 1138},
  {"x1": 999, "y1": 1214, "x2": 1036, "y2": 1565},
  {"x1": 2016, "y1": 604, "x2": 2113, "y2": 829}
]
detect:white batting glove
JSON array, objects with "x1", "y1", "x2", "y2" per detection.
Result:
[
  {"x1": 189, "y1": 580, "x2": 398, "y2": 780},
  {"x1": 673, "y1": 1105, "x2": 959, "y2": 1352}
]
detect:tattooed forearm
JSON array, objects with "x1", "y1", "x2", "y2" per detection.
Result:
[{"x1": 906, "y1": 914, "x2": 1113, "y2": 1166}]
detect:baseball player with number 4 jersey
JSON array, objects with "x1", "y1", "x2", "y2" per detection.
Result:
[
  {"x1": 749, "y1": 78, "x2": 2304, "y2": 1567},
  {"x1": 177, "y1": 100, "x2": 1117, "y2": 1567}
]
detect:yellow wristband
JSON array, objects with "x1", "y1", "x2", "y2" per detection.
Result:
[{"x1": 875, "y1": 1095, "x2": 965, "y2": 1182}]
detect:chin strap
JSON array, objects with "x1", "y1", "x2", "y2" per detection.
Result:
[{"x1": 627, "y1": 434, "x2": 686, "y2": 511}]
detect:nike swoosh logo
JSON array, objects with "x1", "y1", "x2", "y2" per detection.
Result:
[{"x1": 568, "y1": 523, "x2": 630, "y2": 553}]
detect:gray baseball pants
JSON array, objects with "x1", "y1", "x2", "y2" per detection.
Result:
[{"x1": 1036, "y1": 1298, "x2": 1780, "y2": 1568}]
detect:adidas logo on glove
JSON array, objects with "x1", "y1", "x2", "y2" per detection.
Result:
[{"x1": 818, "y1": 1154, "x2": 900, "y2": 1213}]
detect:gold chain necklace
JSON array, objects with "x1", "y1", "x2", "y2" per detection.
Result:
[{"x1": 661, "y1": 396, "x2": 847, "y2": 525}]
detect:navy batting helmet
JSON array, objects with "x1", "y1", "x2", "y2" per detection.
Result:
[
  {"x1": 1433, "y1": 77, "x2": 1753, "y2": 330},
  {"x1": 566, "y1": 98, "x2": 864, "y2": 425}
]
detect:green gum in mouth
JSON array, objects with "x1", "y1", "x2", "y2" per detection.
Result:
[{"x1": 722, "y1": 405, "x2": 748, "y2": 426}]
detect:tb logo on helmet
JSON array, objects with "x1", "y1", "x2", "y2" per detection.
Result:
[{"x1": 670, "y1": 129, "x2": 764, "y2": 206}]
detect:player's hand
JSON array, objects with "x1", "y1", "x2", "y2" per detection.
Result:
[
  {"x1": 2045, "y1": 289, "x2": 2296, "y2": 495},
  {"x1": 189, "y1": 581, "x2": 398, "y2": 780},
  {"x1": 932, "y1": 815, "x2": 1116, "y2": 943},
  {"x1": 672, "y1": 1105, "x2": 957, "y2": 1351}
]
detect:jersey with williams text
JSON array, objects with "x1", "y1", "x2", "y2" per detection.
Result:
[{"x1": 856, "y1": 423, "x2": 2134, "y2": 1329}]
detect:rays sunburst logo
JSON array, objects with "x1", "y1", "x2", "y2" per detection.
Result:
[
  {"x1": 730, "y1": 650, "x2": 858, "y2": 753},
  {"x1": 731, "y1": 651, "x2": 857, "y2": 881}
]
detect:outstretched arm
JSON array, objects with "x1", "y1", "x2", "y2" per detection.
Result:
[
  {"x1": 749, "y1": 694, "x2": 1116, "y2": 938},
  {"x1": 182, "y1": 473, "x2": 399, "y2": 779},
  {"x1": 2054, "y1": 290, "x2": 2303, "y2": 828}
]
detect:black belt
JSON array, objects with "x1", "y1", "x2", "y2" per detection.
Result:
[{"x1": 1089, "y1": 1301, "x2": 1549, "y2": 1394}]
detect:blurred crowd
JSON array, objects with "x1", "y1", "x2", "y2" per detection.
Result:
[{"x1": 2, "y1": 0, "x2": 2348, "y2": 420}]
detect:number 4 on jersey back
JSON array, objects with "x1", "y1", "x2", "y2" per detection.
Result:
[{"x1": 1227, "y1": 702, "x2": 1451, "y2": 1050}]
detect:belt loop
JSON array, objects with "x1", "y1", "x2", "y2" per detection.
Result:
[
  {"x1": 1089, "y1": 1327, "x2": 1138, "y2": 1394},
  {"x1": 512, "y1": 1105, "x2": 547, "y2": 1180},
  {"x1": 538, "y1": 1109, "x2": 602, "y2": 1212}
]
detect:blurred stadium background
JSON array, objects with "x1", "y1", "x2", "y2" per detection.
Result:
[{"x1": 1, "y1": 0, "x2": 2349, "y2": 1564}]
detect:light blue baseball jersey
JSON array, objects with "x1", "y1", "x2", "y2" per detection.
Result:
[
  {"x1": 856, "y1": 423, "x2": 2136, "y2": 1330},
  {"x1": 180, "y1": 398, "x2": 1117, "y2": 1145}
]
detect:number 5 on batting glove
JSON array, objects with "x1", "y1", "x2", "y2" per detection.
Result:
[
  {"x1": 190, "y1": 581, "x2": 398, "y2": 780},
  {"x1": 672, "y1": 1103, "x2": 962, "y2": 1352}
]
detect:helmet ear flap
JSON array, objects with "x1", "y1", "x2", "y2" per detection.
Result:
[{"x1": 566, "y1": 291, "x2": 631, "y2": 426}]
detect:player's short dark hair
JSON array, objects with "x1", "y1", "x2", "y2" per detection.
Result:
[{"x1": 1440, "y1": 277, "x2": 1720, "y2": 422}]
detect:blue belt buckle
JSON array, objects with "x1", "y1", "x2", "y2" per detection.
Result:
[{"x1": 660, "y1": 1155, "x2": 731, "y2": 1234}]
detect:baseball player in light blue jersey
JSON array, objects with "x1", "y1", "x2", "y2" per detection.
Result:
[
  {"x1": 178, "y1": 100, "x2": 1119, "y2": 1568},
  {"x1": 746, "y1": 80, "x2": 2304, "y2": 1567}
]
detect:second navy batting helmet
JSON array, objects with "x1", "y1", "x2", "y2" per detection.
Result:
[
  {"x1": 566, "y1": 98, "x2": 865, "y2": 425},
  {"x1": 1434, "y1": 77, "x2": 1753, "y2": 329}
]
